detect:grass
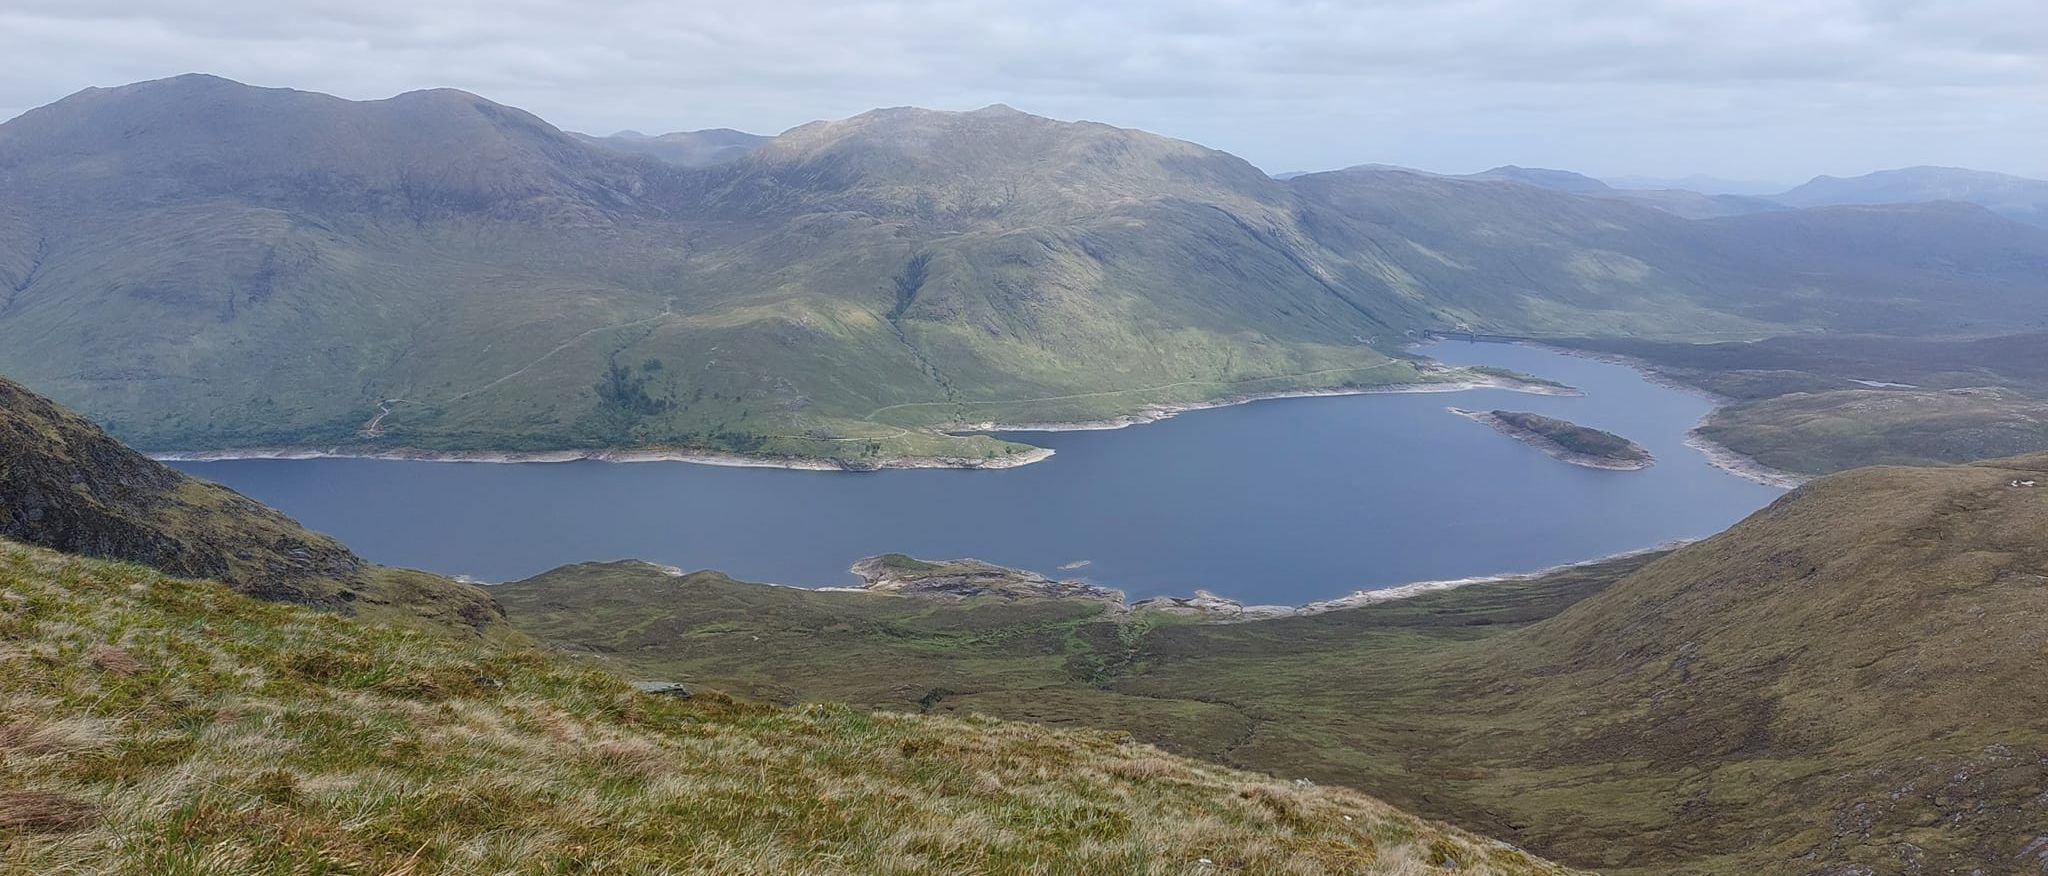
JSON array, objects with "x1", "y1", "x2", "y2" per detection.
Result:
[
  {"x1": 0, "y1": 540, "x2": 1574, "y2": 875},
  {"x1": 1696, "y1": 387, "x2": 2048, "y2": 474},
  {"x1": 502, "y1": 454, "x2": 2048, "y2": 873}
]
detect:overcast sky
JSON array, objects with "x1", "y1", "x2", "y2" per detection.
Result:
[{"x1": 3, "y1": 0, "x2": 2043, "y2": 183}]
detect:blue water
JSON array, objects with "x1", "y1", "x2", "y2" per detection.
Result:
[{"x1": 171, "y1": 343, "x2": 1783, "y2": 603}]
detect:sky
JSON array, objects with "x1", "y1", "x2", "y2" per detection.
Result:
[{"x1": 2, "y1": 0, "x2": 2043, "y2": 183}]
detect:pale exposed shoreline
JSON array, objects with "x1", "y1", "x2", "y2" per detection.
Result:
[
  {"x1": 144, "y1": 369, "x2": 1575, "y2": 470},
  {"x1": 960, "y1": 374, "x2": 1581, "y2": 434},
  {"x1": 145, "y1": 347, "x2": 1806, "y2": 490},
  {"x1": 1437, "y1": 339, "x2": 1808, "y2": 489},
  {"x1": 1682, "y1": 429, "x2": 1808, "y2": 489},
  {"x1": 150, "y1": 445, "x2": 1056, "y2": 472},
  {"x1": 794, "y1": 542, "x2": 1686, "y2": 624}
]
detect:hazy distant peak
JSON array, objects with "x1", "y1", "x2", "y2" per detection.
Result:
[
  {"x1": 1462, "y1": 165, "x2": 1615, "y2": 194},
  {"x1": 1774, "y1": 165, "x2": 2048, "y2": 226},
  {"x1": 573, "y1": 127, "x2": 769, "y2": 166}
]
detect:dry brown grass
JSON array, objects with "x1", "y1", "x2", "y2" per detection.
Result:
[
  {"x1": 0, "y1": 538, "x2": 1577, "y2": 875},
  {"x1": 0, "y1": 791, "x2": 95, "y2": 834}
]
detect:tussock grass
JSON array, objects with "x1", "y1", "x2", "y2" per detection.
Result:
[{"x1": 0, "y1": 540, "x2": 1571, "y2": 875}]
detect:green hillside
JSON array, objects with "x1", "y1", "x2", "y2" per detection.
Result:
[
  {"x1": 501, "y1": 454, "x2": 2048, "y2": 873},
  {"x1": 5, "y1": 75, "x2": 2048, "y2": 464},
  {"x1": 0, "y1": 540, "x2": 1576, "y2": 875}
]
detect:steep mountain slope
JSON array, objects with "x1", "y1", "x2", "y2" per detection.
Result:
[
  {"x1": 5, "y1": 75, "x2": 2048, "y2": 464},
  {"x1": 0, "y1": 375, "x2": 502, "y2": 633},
  {"x1": 1775, "y1": 165, "x2": 2048, "y2": 227},
  {"x1": 503, "y1": 454, "x2": 2048, "y2": 873},
  {"x1": 574, "y1": 127, "x2": 768, "y2": 166},
  {"x1": 0, "y1": 539, "x2": 1575, "y2": 875}
]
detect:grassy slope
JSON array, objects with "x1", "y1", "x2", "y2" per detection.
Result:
[
  {"x1": 0, "y1": 541, "x2": 1573, "y2": 876},
  {"x1": 6, "y1": 77, "x2": 2048, "y2": 463},
  {"x1": 1568, "y1": 332, "x2": 2048, "y2": 474},
  {"x1": 500, "y1": 454, "x2": 2048, "y2": 874}
]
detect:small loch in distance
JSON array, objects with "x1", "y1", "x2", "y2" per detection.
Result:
[{"x1": 171, "y1": 343, "x2": 1785, "y2": 604}]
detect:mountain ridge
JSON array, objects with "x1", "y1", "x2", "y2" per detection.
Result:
[{"x1": 5, "y1": 74, "x2": 2048, "y2": 465}]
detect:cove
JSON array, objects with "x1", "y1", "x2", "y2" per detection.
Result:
[{"x1": 170, "y1": 343, "x2": 1785, "y2": 604}]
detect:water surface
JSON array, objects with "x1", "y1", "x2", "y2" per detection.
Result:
[{"x1": 173, "y1": 343, "x2": 1783, "y2": 603}]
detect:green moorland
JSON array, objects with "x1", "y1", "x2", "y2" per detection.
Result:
[
  {"x1": 6, "y1": 75, "x2": 2048, "y2": 464},
  {"x1": 499, "y1": 453, "x2": 2048, "y2": 874},
  {"x1": 1568, "y1": 331, "x2": 2048, "y2": 474},
  {"x1": 0, "y1": 540, "x2": 1576, "y2": 876}
]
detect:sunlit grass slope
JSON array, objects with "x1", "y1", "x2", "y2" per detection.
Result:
[{"x1": 0, "y1": 540, "x2": 1573, "y2": 876}]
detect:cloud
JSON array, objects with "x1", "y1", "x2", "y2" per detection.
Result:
[{"x1": 0, "y1": 0, "x2": 2041, "y2": 179}]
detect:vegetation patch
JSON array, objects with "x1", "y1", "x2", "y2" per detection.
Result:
[{"x1": 0, "y1": 540, "x2": 1574, "y2": 875}]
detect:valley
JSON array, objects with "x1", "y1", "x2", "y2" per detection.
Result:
[
  {"x1": 169, "y1": 344, "x2": 1783, "y2": 603},
  {"x1": 3, "y1": 60, "x2": 2047, "y2": 876}
]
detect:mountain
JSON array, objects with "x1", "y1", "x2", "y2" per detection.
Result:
[
  {"x1": 502, "y1": 453, "x2": 2048, "y2": 873},
  {"x1": 1774, "y1": 166, "x2": 2048, "y2": 227},
  {"x1": 573, "y1": 127, "x2": 768, "y2": 166},
  {"x1": 1459, "y1": 165, "x2": 1784, "y2": 219},
  {"x1": 0, "y1": 373, "x2": 503, "y2": 633},
  {"x1": 0, "y1": 539, "x2": 1575, "y2": 875},
  {"x1": 1606, "y1": 174, "x2": 1792, "y2": 196},
  {"x1": 4, "y1": 75, "x2": 2048, "y2": 465},
  {"x1": 1459, "y1": 165, "x2": 1615, "y2": 194}
]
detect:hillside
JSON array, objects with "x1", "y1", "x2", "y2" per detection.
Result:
[
  {"x1": 574, "y1": 128, "x2": 768, "y2": 166},
  {"x1": 1775, "y1": 166, "x2": 2048, "y2": 228},
  {"x1": 0, "y1": 539, "x2": 1573, "y2": 875},
  {"x1": 0, "y1": 375, "x2": 502, "y2": 634},
  {"x1": 502, "y1": 454, "x2": 2048, "y2": 873},
  {"x1": 1565, "y1": 332, "x2": 2048, "y2": 474},
  {"x1": 1458, "y1": 166, "x2": 1780, "y2": 219},
  {"x1": 5, "y1": 76, "x2": 2048, "y2": 464}
]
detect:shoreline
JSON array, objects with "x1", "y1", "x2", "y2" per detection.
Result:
[
  {"x1": 960, "y1": 373, "x2": 1581, "y2": 434},
  {"x1": 814, "y1": 542, "x2": 1688, "y2": 623},
  {"x1": 1681, "y1": 429, "x2": 1808, "y2": 489},
  {"x1": 150, "y1": 445, "x2": 1057, "y2": 472},
  {"x1": 1430, "y1": 338, "x2": 1808, "y2": 489},
  {"x1": 1445, "y1": 407, "x2": 1653, "y2": 471},
  {"x1": 143, "y1": 368, "x2": 1576, "y2": 471},
  {"x1": 1284, "y1": 541, "x2": 1686, "y2": 617}
]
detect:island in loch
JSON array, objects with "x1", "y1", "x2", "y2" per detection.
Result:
[{"x1": 1449, "y1": 408, "x2": 1654, "y2": 471}]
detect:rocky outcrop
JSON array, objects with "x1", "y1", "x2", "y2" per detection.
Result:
[
  {"x1": 848, "y1": 554, "x2": 1123, "y2": 602},
  {"x1": 0, "y1": 376, "x2": 503, "y2": 632}
]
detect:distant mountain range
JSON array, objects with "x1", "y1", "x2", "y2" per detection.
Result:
[
  {"x1": 1772, "y1": 165, "x2": 2048, "y2": 227},
  {"x1": 1604, "y1": 173, "x2": 1792, "y2": 196},
  {"x1": 1306, "y1": 164, "x2": 2048, "y2": 227},
  {"x1": 572, "y1": 127, "x2": 768, "y2": 167},
  {"x1": 3, "y1": 74, "x2": 2047, "y2": 464}
]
